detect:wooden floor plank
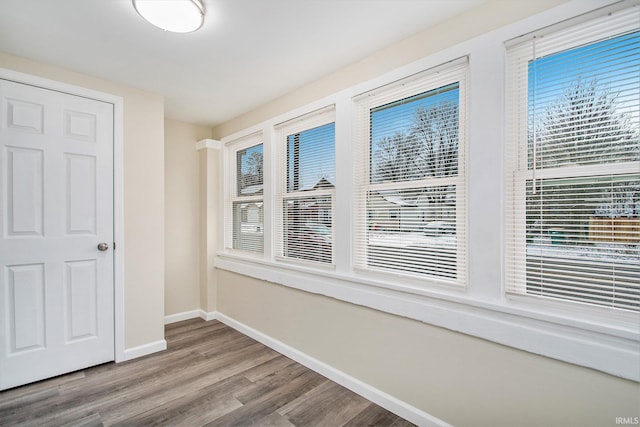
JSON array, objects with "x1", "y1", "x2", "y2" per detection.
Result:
[
  {"x1": 112, "y1": 375, "x2": 249, "y2": 427},
  {"x1": 62, "y1": 412, "x2": 103, "y2": 427},
  {"x1": 277, "y1": 380, "x2": 372, "y2": 426},
  {"x1": 0, "y1": 386, "x2": 59, "y2": 413},
  {"x1": 0, "y1": 319, "x2": 416, "y2": 427},
  {"x1": 390, "y1": 417, "x2": 420, "y2": 427},
  {"x1": 235, "y1": 359, "x2": 314, "y2": 404},
  {"x1": 0, "y1": 370, "x2": 84, "y2": 403},
  {"x1": 249, "y1": 411, "x2": 296, "y2": 427},
  {"x1": 344, "y1": 402, "x2": 403, "y2": 427},
  {"x1": 100, "y1": 344, "x2": 280, "y2": 425},
  {"x1": 241, "y1": 354, "x2": 299, "y2": 383},
  {"x1": 164, "y1": 319, "x2": 233, "y2": 345},
  {"x1": 204, "y1": 370, "x2": 328, "y2": 427},
  {"x1": 1, "y1": 348, "x2": 210, "y2": 425}
]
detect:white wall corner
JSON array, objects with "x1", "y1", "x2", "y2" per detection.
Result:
[
  {"x1": 199, "y1": 310, "x2": 219, "y2": 321},
  {"x1": 164, "y1": 310, "x2": 219, "y2": 324},
  {"x1": 196, "y1": 139, "x2": 222, "y2": 151}
]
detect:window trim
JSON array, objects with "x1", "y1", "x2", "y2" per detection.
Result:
[{"x1": 218, "y1": 0, "x2": 640, "y2": 382}]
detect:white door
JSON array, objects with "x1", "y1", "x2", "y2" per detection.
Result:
[{"x1": 0, "y1": 79, "x2": 114, "y2": 390}]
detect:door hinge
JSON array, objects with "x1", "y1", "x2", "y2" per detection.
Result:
[{"x1": 113, "y1": 242, "x2": 116, "y2": 251}]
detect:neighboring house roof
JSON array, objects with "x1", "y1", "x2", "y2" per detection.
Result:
[
  {"x1": 311, "y1": 177, "x2": 335, "y2": 190},
  {"x1": 296, "y1": 177, "x2": 335, "y2": 192}
]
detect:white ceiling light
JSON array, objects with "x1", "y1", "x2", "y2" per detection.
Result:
[{"x1": 132, "y1": 0, "x2": 205, "y2": 33}]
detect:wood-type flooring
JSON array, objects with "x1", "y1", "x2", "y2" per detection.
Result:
[{"x1": 0, "y1": 318, "x2": 415, "y2": 426}]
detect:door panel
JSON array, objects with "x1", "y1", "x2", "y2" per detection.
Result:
[
  {"x1": 64, "y1": 259, "x2": 98, "y2": 342},
  {"x1": 64, "y1": 109, "x2": 97, "y2": 142},
  {"x1": 66, "y1": 153, "x2": 97, "y2": 235},
  {"x1": 7, "y1": 263, "x2": 45, "y2": 353},
  {"x1": 6, "y1": 147, "x2": 44, "y2": 236},
  {"x1": 0, "y1": 79, "x2": 114, "y2": 390},
  {"x1": 6, "y1": 97, "x2": 44, "y2": 134}
]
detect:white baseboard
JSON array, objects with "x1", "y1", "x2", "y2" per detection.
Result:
[
  {"x1": 215, "y1": 312, "x2": 449, "y2": 427},
  {"x1": 120, "y1": 339, "x2": 167, "y2": 362},
  {"x1": 164, "y1": 310, "x2": 202, "y2": 324},
  {"x1": 164, "y1": 310, "x2": 218, "y2": 324}
]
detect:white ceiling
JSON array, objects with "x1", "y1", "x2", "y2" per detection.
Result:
[{"x1": 0, "y1": 0, "x2": 485, "y2": 127}]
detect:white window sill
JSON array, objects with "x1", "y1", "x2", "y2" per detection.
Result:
[{"x1": 215, "y1": 252, "x2": 640, "y2": 381}]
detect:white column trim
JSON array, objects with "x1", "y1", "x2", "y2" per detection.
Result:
[{"x1": 196, "y1": 138, "x2": 221, "y2": 150}]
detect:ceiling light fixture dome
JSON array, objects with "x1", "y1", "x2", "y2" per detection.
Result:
[{"x1": 133, "y1": 0, "x2": 205, "y2": 33}]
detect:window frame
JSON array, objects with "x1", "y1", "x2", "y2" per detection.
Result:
[
  {"x1": 352, "y1": 59, "x2": 468, "y2": 286},
  {"x1": 274, "y1": 106, "x2": 337, "y2": 266},
  {"x1": 224, "y1": 132, "x2": 265, "y2": 256},
  {"x1": 504, "y1": 4, "x2": 640, "y2": 311}
]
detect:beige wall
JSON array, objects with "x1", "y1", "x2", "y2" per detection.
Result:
[
  {"x1": 0, "y1": 51, "x2": 165, "y2": 349},
  {"x1": 217, "y1": 270, "x2": 639, "y2": 427},
  {"x1": 164, "y1": 119, "x2": 211, "y2": 316}
]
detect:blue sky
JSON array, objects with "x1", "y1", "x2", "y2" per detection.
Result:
[
  {"x1": 287, "y1": 122, "x2": 335, "y2": 191},
  {"x1": 528, "y1": 30, "x2": 640, "y2": 120},
  {"x1": 238, "y1": 144, "x2": 263, "y2": 191},
  {"x1": 370, "y1": 83, "x2": 459, "y2": 145},
  {"x1": 239, "y1": 144, "x2": 263, "y2": 172}
]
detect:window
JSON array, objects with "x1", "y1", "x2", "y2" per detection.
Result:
[
  {"x1": 275, "y1": 107, "x2": 335, "y2": 264},
  {"x1": 226, "y1": 133, "x2": 264, "y2": 254},
  {"x1": 354, "y1": 59, "x2": 467, "y2": 284},
  {"x1": 505, "y1": 6, "x2": 640, "y2": 311},
  {"x1": 216, "y1": 4, "x2": 639, "y2": 381}
]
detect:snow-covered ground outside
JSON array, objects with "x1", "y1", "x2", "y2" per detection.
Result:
[
  {"x1": 527, "y1": 239, "x2": 639, "y2": 263},
  {"x1": 366, "y1": 231, "x2": 638, "y2": 264},
  {"x1": 368, "y1": 231, "x2": 456, "y2": 249}
]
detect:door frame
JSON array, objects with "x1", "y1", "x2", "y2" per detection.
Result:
[{"x1": 0, "y1": 68, "x2": 125, "y2": 362}]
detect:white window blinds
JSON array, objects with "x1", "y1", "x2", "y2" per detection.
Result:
[
  {"x1": 505, "y1": 4, "x2": 640, "y2": 311},
  {"x1": 353, "y1": 59, "x2": 468, "y2": 284},
  {"x1": 275, "y1": 107, "x2": 335, "y2": 264},
  {"x1": 226, "y1": 133, "x2": 264, "y2": 254}
]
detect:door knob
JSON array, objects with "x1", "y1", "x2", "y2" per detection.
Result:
[{"x1": 97, "y1": 242, "x2": 109, "y2": 251}]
